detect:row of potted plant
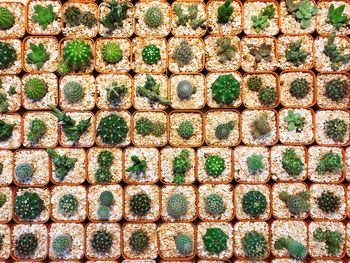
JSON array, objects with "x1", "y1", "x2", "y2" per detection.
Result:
[{"x1": 1, "y1": 0, "x2": 349, "y2": 37}]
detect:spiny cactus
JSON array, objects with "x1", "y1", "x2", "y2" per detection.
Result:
[
  {"x1": 63, "y1": 81, "x2": 84, "y2": 103},
  {"x1": 97, "y1": 205, "x2": 110, "y2": 220},
  {"x1": 205, "y1": 155, "x2": 225, "y2": 178},
  {"x1": 27, "y1": 119, "x2": 47, "y2": 144},
  {"x1": 0, "y1": 193, "x2": 6, "y2": 207},
  {"x1": 274, "y1": 236, "x2": 307, "y2": 259},
  {"x1": 175, "y1": 233, "x2": 193, "y2": 255},
  {"x1": 205, "y1": 193, "x2": 226, "y2": 216},
  {"x1": 97, "y1": 113, "x2": 129, "y2": 145},
  {"x1": 142, "y1": 44, "x2": 161, "y2": 65},
  {"x1": 325, "y1": 78, "x2": 349, "y2": 102},
  {"x1": 325, "y1": 118, "x2": 347, "y2": 142},
  {"x1": 97, "y1": 151, "x2": 114, "y2": 168},
  {"x1": 173, "y1": 40, "x2": 193, "y2": 67},
  {"x1": 203, "y1": 227, "x2": 228, "y2": 254},
  {"x1": 24, "y1": 78, "x2": 47, "y2": 100},
  {"x1": 285, "y1": 39, "x2": 309, "y2": 66},
  {"x1": 58, "y1": 194, "x2": 78, "y2": 216},
  {"x1": 313, "y1": 228, "x2": 343, "y2": 256},
  {"x1": 177, "y1": 80, "x2": 196, "y2": 100},
  {"x1": 247, "y1": 154, "x2": 264, "y2": 174},
  {"x1": 152, "y1": 122, "x2": 166, "y2": 137},
  {"x1": 173, "y1": 149, "x2": 191, "y2": 184},
  {"x1": 250, "y1": 113, "x2": 271, "y2": 139},
  {"x1": 15, "y1": 233, "x2": 38, "y2": 258},
  {"x1": 317, "y1": 191, "x2": 340, "y2": 213},
  {"x1": 248, "y1": 75, "x2": 263, "y2": 92},
  {"x1": 167, "y1": 193, "x2": 188, "y2": 218},
  {"x1": 136, "y1": 75, "x2": 170, "y2": 106},
  {"x1": 26, "y1": 43, "x2": 50, "y2": 70},
  {"x1": 251, "y1": 4, "x2": 275, "y2": 32},
  {"x1": 324, "y1": 32, "x2": 350, "y2": 71},
  {"x1": 290, "y1": 77, "x2": 311, "y2": 99},
  {"x1": 284, "y1": 110, "x2": 305, "y2": 132},
  {"x1": 145, "y1": 6, "x2": 163, "y2": 28},
  {"x1": 47, "y1": 148, "x2": 77, "y2": 182},
  {"x1": 52, "y1": 234, "x2": 72, "y2": 256},
  {"x1": 215, "y1": 120, "x2": 235, "y2": 140},
  {"x1": 95, "y1": 167, "x2": 112, "y2": 184},
  {"x1": 126, "y1": 155, "x2": 147, "y2": 178},
  {"x1": 279, "y1": 191, "x2": 310, "y2": 215},
  {"x1": 211, "y1": 74, "x2": 240, "y2": 105},
  {"x1": 91, "y1": 230, "x2": 113, "y2": 253},
  {"x1": 282, "y1": 148, "x2": 304, "y2": 177},
  {"x1": 129, "y1": 230, "x2": 149, "y2": 253},
  {"x1": 15, "y1": 163, "x2": 34, "y2": 183},
  {"x1": 99, "y1": 190, "x2": 114, "y2": 207},
  {"x1": 81, "y1": 11, "x2": 97, "y2": 28},
  {"x1": 173, "y1": 4, "x2": 205, "y2": 29},
  {"x1": 327, "y1": 4, "x2": 349, "y2": 29},
  {"x1": 99, "y1": 0, "x2": 131, "y2": 30},
  {"x1": 130, "y1": 192, "x2": 151, "y2": 216},
  {"x1": 217, "y1": 0, "x2": 234, "y2": 24},
  {"x1": 216, "y1": 37, "x2": 237, "y2": 63},
  {"x1": 0, "y1": 7, "x2": 15, "y2": 30},
  {"x1": 243, "y1": 231, "x2": 268, "y2": 259},
  {"x1": 0, "y1": 119, "x2": 14, "y2": 141},
  {"x1": 178, "y1": 120, "x2": 194, "y2": 139},
  {"x1": 32, "y1": 4, "x2": 57, "y2": 29},
  {"x1": 242, "y1": 190, "x2": 267, "y2": 217},
  {"x1": 64, "y1": 6, "x2": 81, "y2": 27},
  {"x1": 258, "y1": 87, "x2": 277, "y2": 106},
  {"x1": 135, "y1": 117, "x2": 153, "y2": 136},
  {"x1": 101, "y1": 42, "x2": 123, "y2": 64},
  {"x1": 62, "y1": 39, "x2": 92, "y2": 72},
  {"x1": 15, "y1": 192, "x2": 44, "y2": 221},
  {"x1": 106, "y1": 81, "x2": 127, "y2": 105},
  {"x1": 0, "y1": 41, "x2": 16, "y2": 70},
  {"x1": 286, "y1": 0, "x2": 318, "y2": 29},
  {"x1": 316, "y1": 151, "x2": 342, "y2": 175}
]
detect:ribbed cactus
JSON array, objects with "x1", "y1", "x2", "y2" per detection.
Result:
[
  {"x1": 15, "y1": 233, "x2": 38, "y2": 258},
  {"x1": 135, "y1": 117, "x2": 153, "y2": 136},
  {"x1": 99, "y1": 191, "x2": 114, "y2": 207},
  {"x1": 317, "y1": 191, "x2": 340, "y2": 213},
  {"x1": 248, "y1": 75, "x2": 263, "y2": 92},
  {"x1": 15, "y1": 163, "x2": 34, "y2": 183},
  {"x1": 258, "y1": 87, "x2": 277, "y2": 106},
  {"x1": 0, "y1": 7, "x2": 15, "y2": 30},
  {"x1": 95, "y1": 167, "x2": 112, "y2": 184},
  {"x1": 97, "y1": 114, "x2": 129, "y2": 145},
  {"x1": 97, "y1": 151, "x2": 114, "y2": 168},
  {"x1": 129, "y1": 230, "x2": 149, "y2": 253},
  {"x1": 81, "y1": 11, "x2": 97, "y2": 28},
  {"x1": 130, "y1": 192, "x2": 151, "y2": 216},
  {"x1": 242, "y1": 231, "x2": 268, "y2": 259},
  {"x1": 63, "y1": 39, "x2": 92, "y2": 72},
  {"x1": 203, "y1": 227, "x2": 228, "y2": 254},
  {"x1": 58, "y1": 194, "x2": 78, "y2": 216},
  {"x1": 205, "y1": 193, "x2": 226, "y2": 216},
  {"x1": 14, "y1": 192, "x2": 44, "y2": 221},
  {"x1": 144, "y1": 6, "x2": 163, "y2": 28},
  {"x1": 175, "y1": 233, "x2": 193, "y2": 255},
  {"x1": 211, "y1": 74, "x2": 240, "y2": 105},
  {"x1": 290, "y1": 77, "x2": 310, "y2": 99},
  {"x1": 167, "y1": 193, "x2": 188, "y2": 218},
  {"x1": 205, "y1": 155, "x2": 225, "y2": 178},
  {"x1": 173, "y1": 40, "x2": 193, "y2": 67},
  {"x1": 0, "y1": 41, "x2": 16, "y2": 70},
  {"x1": 151, "y1": 121, "x2": 166, "y2": 137},
  {"x1": 101, "y1": 42, "x2": 123, "y2": 64},
  {"x1": 325, "y1": 79, "x2": 349, "y2": 102},
  {"x1": 24, "y1": 78, "x2": 47, "y2": 100},
  {"x1": 178, "y1": 120, "x2": 194, "y2": 139},
  {"x1": 177, "y1": 80, "x2": 196, "y2": 100},
  {"x1": 91, "y1": 230, "x2": 113, "y2": 253},
  {"x1": 63, "y1": 81, "x2": 84, "y2": 103},
  {"x1": 242, "y1": 190, "x2": 267, "y2": 217},
  {"x1": 142, "y1": 44, "x2": 161, "y2": 65},
  {"x1": 52, "y1": 234, "x2": 72, "y2": 256}
]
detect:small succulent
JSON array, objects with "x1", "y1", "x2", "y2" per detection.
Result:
[
  {"x1": 279, "y1": 191, "x2": 310, "y2": 215},
  {"x1": 284, "y1": 110, "x2": 306, "y2": 132},
  {"x1": 290, "y1": 77, "x2": 311, "y2": 99},
  {"x1": 247, "y1": 154, "x2": 264, "y2": 174},
  {"x1": 126, "y1": 155, "x2": 147, "y2": 178},
  {"x1": 95, "y1": 167, "x2": 112, "y2": 184},
  {"x1": 217, "y1": 0, "x2": 234, "y2": 24},
  {"x1": 99, "y1": 191, "x2": 114, "y2": 207},
  {"x1": 324, "y1": 32, "x2": 350, "y2": 71},
  {"x1": 205, "y1": 193, "x2": 226, "y2": 216},
  {"x1": 135, "y1": 117, "x2": 153, "y2": 136},
  {"x1": 205, "y1": 155, "x2": 225, "y2": 178},
  {"x1": 64, "y1": 6, "x2": 81, "y2": 27},
  {"x1": 52, "y1": 234, "x2": 72, "y2": 256},
  {"x1": 242, "y1": 190, "x2": 267, "y2": 217},
  {"x1": 316, "y1": 151, "x2": 342, "y2": 175},
  {"x1": 58, "y1": 194, "x2": 78, "y2": 216},
  {"x1": 0, "y1": 193, "x2": 6, "y2": 207},
  {"x1": 100, "y1": 0, "x2": 130, "y2": 30},
  {"x1": 63, "y1": 81, "x2": 84, "y2": 103},
  {"x1": 142, "y1": 44, "x2": 161, "y2": 65},
  {"x1": 325, "y1": 118, "x2": 348, "y2": 142},
  {"x1": 282, "y1": 148, "x2": 304, "y2": 177},
  {"x1": 0, "y1": 119, "x2": 14, "y2": 141},
  {"x1": 178, "y1": 120, "x2": 194, "y2": 139},
  {"x1": 145, "y1": 6, "x2": 163, "y2": 28},
  {"x1": 97, "y1": 151, "x2": 114, "y2": 168},
  {"x1": 258, "y1": 87, "x2": 277, "y2": 106},
  {"x1": 248, "y1": 75, "x2": 263, "y2": 92},
  {"x1": 91, "y1": 230, "x2": 113, "y2": 254},
  {"x1": 26, "y1": 43, "x2": 50, "y2": 70},
  {"x1": 173, "y1": 149, "x2": 191, "y2": 184},
  {"x1": 15, "y1": 163, "x2": 34, "y2": 183},
  {"x1": 15, "y1": 233, "x2": 38, "y2": 258},
  {"x1": 243, "y1": 231, "x2": 268, "y2": 259},
  {"x1": 0, "y1": 41, "x2": 16, "y2": 70},
  {"x1": 211, "y1": 74, "x2": 240, "y2": 105},
  {"x1": 249, "y1": 43, "x2": 273, "y2": 69},
  {"x1": 129, "y1": 230, "x2": 149, "y2": 253},
  {"x1": 32, "y1": 4, "x2": 57, "y2": 29},
  {"x1": 0, "y1": 7, "x2": 15, "y2": 30},
  {"x1": 101, "y1": 42, "x2": 123, "y2": 64},
  {"x1": 286, "y1": 0, "x2": 318, "y2": 29},
  {"x1": 250, "y1": 113, "x2": 271, "y2": 139},
  {"x1": 0, "y1": 92, "x2": 9, "y2": 113},
  {"x1": 81, "y1": 11, "x2": 97, "y2": 28},
  {"x1": 130, "y1": 192, "x2": 151, "y2": 216},
  {"x1": 177, "y1": 80, "x2": 196, "y2": 100},
  {"x1": 203, "y1": 227, "x2": 228, "y2": 254},
  {"x1": 175, "y1": 233, "x2": 193, "y2": 255},
  {"x1": 285, "y1": 39, "x2": 309, "y2": 66},
  {"x1": 27, "y1": 119, "x2": 47, "y2": 144},
  {"x1": 24, "y1": 78, "x2": 47, "y2": 100},
  {"x1": 313, "y1": 228, "x2": 343, "y2": 256},
  {"x1": 47, "y1": 148, "x2": 77, "y2": 182},
  {"x1": 251, "y1": 4, "x2": 275, "y2": 32},
  {"x1": 137, "y1": 75, "x2": 170, "y2": 106},
  {"x1": 274, "y1": 236, "x2": 307, "y2": 259},
  {"x1": 15, "y1": 192, "x2": 44, "y2": 221},
  {"x1": 173, "y1": 40, "x2": 193, "y2": 67},
  {"x1": 215, "y1": 120, "x2": 235, "y2": 140},
  {"x1": 325, "y1": 78, "x2": 349, "y2": 102},
  {"x1": 167, "y1": 193, "x2": 188, "y2": 218},
  {"x1": 173, "y1": 4, "x2": 205, "y2": 29},
  {"x1": 327, "y1": 4, "x2": 349, "y2": 29},
  {"x1": 216, "y1": 37, "x2": 237, "y2": 63},
  {"x1": 106, "y1": 81, "x2": 127, "y2": 106},
  {"x1": 97, "y1": 113, "x2": 128, "y2": 145},
  {"x1": 317, "y1": 191, "x2": 340, "y2": 213}
]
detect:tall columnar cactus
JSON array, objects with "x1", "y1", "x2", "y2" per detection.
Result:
[
  {"x1": 211, "y1": 74, "x2": 240, "y2": 105},
  {"x1": 62, "y1": 39, "x2": 92, "y2": 72},
  {"x1": 0, "y1": 41, "x2": 16, "y2": 70},
  {"x1": 0, "y1": 7, "x2": 15, "y2": 30},
  {"x1": 97, "y1": 114, "x2": 129, "y2": 145},
  {"x1": 14, "y1": 192, "x2": 44, "y2": 221},
  {"x1": 242, "y1": 231, "x2": 268, "y2": 259},
  {"x1": 24, "y1": 78, "x2": 47, "y2": 100}
]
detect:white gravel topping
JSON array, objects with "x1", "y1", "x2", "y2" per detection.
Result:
[
  {"x1": 0, "y1": 150, "x2": 13, "y2": 185},
  {"x1": 346, "y1": 147, "x2": 350, "y2": 181},
  {"x1": 0, "y1": 224, "x2": 10, "y2": 259},
  {"x1": 0, "y1": 114, "x2": 21, "y2": 149},
  {"x1": 0, "y1": 187, "x2": 12, "y2": 223}
]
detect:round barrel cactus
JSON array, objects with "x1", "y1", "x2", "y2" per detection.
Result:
[
  {"x1": 63, "y1": 81, "x2": 84, "y2": 103},
  {"x1": 166, "y1": 193, "x2": 188, "y2": 218},
  {"x1": 175, "y1": 233, "x2": 193, "y2": 255},
  {"x1": 142, "y1": 44, "x2": 161, "y2": 65},
  {"x1": 205, "y1": 155, "x2": 225, "y2": 178},
  {"x1": 0, "y1": 41, "x2": 16, "y2": 70},
  {"x1": 15, "y1": 233, "x2": 38, "y2": 258},
  {"x1": 14, "y1": 192, "x2": 44, "y2": 221},
  {"x1": 63, "y1": 39, "x2": 92, "y2": 72},
  {"x1": 144, "y1": 6, "x2": 163, "y2": 28},
  {"x1": 101, "y1": 42, "x2": 123, "y2": 64},
  {"x1": 97, "y1": 114, "x2": 129, "y2": 145},
  {"x1": 58, "y1": 194, "x2": 78, "y2": 216},
  {"x1": 52, "y1": 234, "x2": 72, "y2": 256},
  {"x1": 0, "y1": 7, "x2": 15, "y2": 30},
  {"x1": 129, "y1": 230, "x2": 149, "y2": 253},
  {"x1": 15, "y1": 163, "x2": 34, "y2": 183},
  {"x1": 211, "y1": 74, "x2": 240, "y2": 105},
  {"x1": 177, "y1": 80, "x2": 195, "y2": 100},
  {"x1": 24, "y1": 78, "x2": 47, "y2": 100}
]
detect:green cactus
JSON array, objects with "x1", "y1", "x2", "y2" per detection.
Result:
[
  {"x1": 15, "y1": 163, "x2": 34, "y2": 183},
  {"x1": 173, "y1": 149, "x2": 191, "y2": 184},
  {"x1": 175, "y1": 233, "x2": 193, "y2": 255},
  {"x1": 145, "y1": 6, "x2": 163, "y2": 28},
  {"x1": 327, "y1": 4, "x2": 349, "y2": 29},
  {"x1": 99, "y1": 190, "x2": 114, "y2": 207},
  {"x1": 0, "y1": 193, "x2": 6, "y2": 207},
  {"x1": 211, "y1": 74, "x2": 240, "y2": 105},
  {"x1": 215, "y1": 121, "x2": 235, "y2": 140},
  {"x1": 97, "y1": 205, "x2": 110, "y2": 220},
  {"x1": 129, "y1": 230, "x2": 149, "y2": 253},
  {"x1": 282, "y1": 148, "x2": 304, "y2": 177},
  {"x1": 52, "y1": 234, "x2": 72, "y2": 256},
  {"x1": 285, "y1": 39, "x2": 309, "y2": 66},
  {"x1": 290, "y1": 77, "x2": 311, "y2": 99},
  {"x1": 216, "y1": 37, "x2": 237, "y2": 63},
  {"x1": 284, "y1": 110, "x2": 306, "y2": 132},
  {"x1": 101, "y1": 42, "x2": 123, "y2": 64},
  {"x1": 97, "y1": 151, "x2": 114, "y2": 168},
  {"x1": 62, "y1": 39, "x2": 92, "y2": 72},
  {"x1": 217, "y1": 0, "x2": 234, "y2": 24},
  {"x1": 24, "y1": 78, "x2": 47, "y2": 100},
  {"x1": 243, "y1": 231, "x2": 268, "y2": 259},
  {"x1": 91, "y1": 230, "x2": 113, "y2": 253},
  {"x1": 58, "y1": 194, "x2": 78, "y2": 216},
  {"x1": 47, "y1": 148, "x2": 77, "y2": 182},
  {"x1": 95, "y1": 167, "x2": 113, "y2": 184},
  {"x1": 0, "y1": 41, "x2": 16, "y2": 70},
  {"x1": 316, "y1": 151, "x2": 342, "y2": 175},
  {"x1": 317, "y1": 191, "x2": 340, "y2": 213},
  {"x1": 15, "y1": 233, "x2": 38, "y2": 258},
  {"x1": 242, "y1": 190, "x2": 267, "y2": 217},
  {"x1": 279, "y1": 191, "x2": 310, "y2": 215},
  {"x1": 151, "y1": 121, "x2": 166, "y2": 137},
  {"x1": 248, "y1": 75, "x2": 263, "y2": 92},
  {"x1": 0, "y1": 92, "x2": 9, "y2": 113},
  {"x1": 14, "y1": 192, "x2": 44, "y2": 221},
  {"x1": 167, "y1": 193, "x2": 188, "y2": 218},
  {"x1": 251, "y1": 4, "x2": 275, "y2": 33},
  {"x1": 130, "y1": 192, "x2": 151, "y2": 216},
  {"x1": 135, "y1": 117, "x2": 153, "y2": 136},
  {"x1": 142, "y1": 44, "x2": 161, "y2": 65},
  {"x1": 27, "y1": 119, "x2": 47, "y2": 144},
  {"x1": 324, "y1": 32, "x2": 350, "y2": 71},
  {"x1": 325, "y1": 118, "x2": 348, "y2": 142},
  {"x1": 173, "y1": 4, "x2": 205, "y2": 29},
  {"x1": 177, "y1": 80, "x2": 196, "y2": 100},
  {"x1": 0, "y1": 163, "x2": 2, "y2": 175},
  {"x1": 136, "y1": 75, "x2": 170, "y2": 106},
  {"x1": 0, "y1": 7, "x2": 15, "y2": 30},
  {"x1": 106, "y1": 81, "x2": 127, "y2": 106},
  {"x1": 26, "y1": 43, "x2": 50, "y2": 70},
  {"x1": 203, "y1": 227, "x2": 228, "y2": 254},
  {"x1": 250, "y1": 113, "x2": 272, "y2": 139},
  {"x1": 325, "y1": 79, "x2": 349, "y2": 102},
  {"x1": 286, "y1": 0, "x2": 318, "y2": 29},
  {"x1": 178, "y1": 120, "x2": 194, "y2": 139},
  {"x1": 97, "y1": 113, "x2": 129, "y2": 145},
  {"x1": 0, "y1": 119, "x2": 14, "y2": 141},
  {"x1": 173, "y1": 40, "x2": 193, "y2": 67},
  {"x1": 313, "y1": 228, "x2": 343, "y2": 256},
  {"x1": 205, "y1": 193, "x2": 226, "y2": 216},
  {"x1": 57, "y1": 60, "x2": 70, "y2": 76},
  {"x1": 258, "y1": 87, "x2": 277, "y2": 106},
  {"x1": 32, "y1": 4, "x2": 57, "y2": 29},
  {"x1": 205, "y1": 155, "x2": 225, "y2": 178},
  {"x1": 81, "y1": 11, "x2": 97, "y2": 28},
  {"x1": 247, "y1": 154, "x2": 264, "y2": 174},
  {"x1": 63, "y1": 81, "x2": 84, "y2": 103},
  {"x1": 274, "y1": 236, "x2": 307, "y2": 259},
  {"x1": 64, "y1": 6, "x2": 81, "y2": 27},
  {"x1": 126, "y1": 155, "x2": 147, "y2": 178},
  {"x1": 99, "y1": 0, "x2": 131, "y2": 30}
]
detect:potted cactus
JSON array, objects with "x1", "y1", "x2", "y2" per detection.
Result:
[
  {"x1": 0, "y1": 223, "x2": 10, "y2": 260},
  {"x1": 233, "y1": 146, "x2": 270, "y2": 183},
  {"x1": 171, "y1": 0, "x2": 207, "y2": 36},
  {"x1": 169, "y1": 73, "x2": 205, "y2": 109},
  {"x1": 279, "y1": 70, "x2": 316, "y2": 108},
  {"x1": 0, "y1": 39, "x2": 22, "y2": 74},
  {"x1": 48, "y1": 222, "x2": 85, "y2": 260},
  {"x1": 0, "y1": 75, "x2": 21, "y2": 113},
  {"x1": 0, "y1": 113, "x2": 21, "y2": 149},
  {"x1": 0, "y1": 2, "x2": 25, "y2": 38},
  {"x1": 0, "y1": 150, "x2": 13, "y2": 185},
  {"x1": 51, "y1": 185, "x2": 87, "y2": 222},
  {"x1": 0, "y1": 187, "x2": 12, "y2": 223},
  {"x1": 124, "y1": 184, "x2": 160, "y2": 221},
  {"x1": 87, "y1": 147, "x2": 123, "y2": 184}
]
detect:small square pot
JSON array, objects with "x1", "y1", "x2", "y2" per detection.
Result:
[
  {"x1": 124, "y1": 184, "x2": 160, "y2": 222},
  {"x1": 11, "y1": 224, "x2": 48, "y2": 260},
  {"x1": 308, "y1": 146, "x2": 344, "y2": 183},
  {"x1": 49, "y1": 148, "x2": 86, "y2": 185},
  {"x1": 87, "y1": 147, "x2": 123, "y2": 184},
  {"x1": 26, "y1": 0, "x2": 62, "y2": 35},
  {"x1": 123, "y1": 147, "x2": 160, "y2": 184},
  {"x1": 158, "y1": 222, "x2": 196, "y2": 259},
  {"x1": 122, "y1": 222, "x2": 158, "y2": 260},
  {"x1": 310, "y1": 183, "x2": 346, "y2": 221},
  {"x1": 61, "y1": 1, "x2": 99, "y2": 38},
  {"x1": 59, "y1": 111, "x2": 95, "y2": 148},
  {"x1": 234, "y1": 184, "x2": 272, "y2": 221},
  {"x1": 346, "y1": 147, "x2": 350, "y2": 181},
  {"x1": 0, "y1": 38, "x2": 22, "y2": 74},
  {"x1": 132, "y1": 37, "x2": 168, "y2": 73},
  {"x1": 161, "y1": 185, "x2": 197, "y2": 222},
  {"x1": 23, "y1": 111, "x2": 58, "y2": 148},
  {"x1": 207, "y1": 0, "x2": 243, "y2": 36},
  {"x1": 14, "y1": 187, "x2": 50, "y2": 223},
  {"x1": 279, "y1": 70, "x2": 316, "y2": 108},
  {"x1": 86, "y1": 222, "x2": 121, "y2": 259},
  {"x1": 0, "y1": 224, "x2": 10, "y2": 260},
  {"x1": 271, "y1": 145, "x2": 307, "y2": 183},
  {"x1": 133, "y1": 74, "x2": 169, "y2": 110},
  {"x1": 241, "y1": 109, "x2": 278, "y2": 146},
  {"x1": 95, "y1": 110, "x2": 131, "y2": 147},
  {"x1": 14, "y1": 149, "x2": 50, "y2": 186},
  {"x1": 0, "y1": 187, "x2": 12, "y2": 223},
  {"x1": 241, "y1": 36, "x2": 277, "y2": 72},
  {"x1": 23, "y1": 36, "x2": 59, "y2": 73},
  {"x1": 168, "y1": 37, "x2": 204, "y2": 73},
  {"x1": 169, "y1": 110, "x2": 203, "y2": 147},
  {"x1": 243, "y1": 0, "x2": 280, "y2": 36},
  {"x1": 278, "y1": 108, "x2": 315, "y2": 145},
  {"x1": 51, "y1": 185, "x2": 87, "y2": 222},
  {"x1": 272, "y1": 182, "x2": 309, "y2": 219},
  {"x1": 0, "y1": 75, "x2": 21, "y2": 113},
  {"x1": 22, "y1": 73, "x2": 58, "y2": 110},
  {"x1": 197, "y1": 147, "x2": 232, "y2": 184},
  {"x1": 206, "y1": 72, "x2": 242, "y2": 108},
  {"x1": 0, "y1": 2, "x2": 25, "y2": 38},
  {"x1": 233, "y1": 146, "x2": 270, "y2": 183},
  {"x1": 316, "y1": 73, "x2": 350, "y2": 109},
  {"x1": 242, "y1": 72, "x2": 279, "y2": 109},
  {"x1": 308, "y1": 221, "x2": 346, "y2": 258},
  {"x1": 198, "y1": 184, "x2": 234, "y2": 221},
  {"x1": 169, "y1": 73, "x2": 205, "y2": 109},
  {"x1": 0, "y1": 150, "x2": 13, "y2": 185},
  {"x1": 48, "y1": 222, "x2": 85, "y2": 260},
  {"x1": 0, "y1": 113, "x2": 21, "y2": 150},
  {"x1": 234, "y1": 221, "x2": 270, "y2": 259},
  {"x1": 197, "y1": 222, "x2": 234, "y2": 260},
  {"x1": 135, "y1": 0, "x2": 171, "y2": 37},
  {"x1": 88, "y1": 185, "x2": 123, "y2": 222},
  {"x1": 271, "y1": 220, "x2": 308, "y2": 258},
  {"x1": 95, "y1": 38, "x2": 132, "y2": 73}
]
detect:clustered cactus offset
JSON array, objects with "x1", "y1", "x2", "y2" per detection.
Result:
[
  {"x1": 64, "y1": 6, "x2": 96, "y2": 28},
  {"x1": 27, "y1": 119, "x2": 47, "y2": 144},
  {"x1": 313, "y1": 228, "x2": 343, "y2": 256},
  {"x1": 282, "y1": 148, "x2": 304, "y2": 177},
  {"x1": 173, "y1": 4, "x2": 205, "y2": 29},
  {"x1": 274, "y1": 236, "x2": 307, "y2": 259},
  {"x1": 137, "y1": 75, "x2": 170, "y2": 106},
  {"x1": 248, "y1": 75, "x2": 263, "y2": 92},
  {"x1": 173, "y1": 149, "x2": 191, "y2": 184},
  {"x1": 258, "y1": 87, "x2": 277, "y2": 106},
  {"x1": 316, "y1": 151, "x2": 342, "y2": 175},
  {"x1": 279, "y1": 191, "x2": 310, "y2": 215}
]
